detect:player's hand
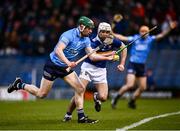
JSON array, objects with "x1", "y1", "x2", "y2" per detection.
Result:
[
  {"x1": 107, "y1": 55, "x2": 114, "y2": 61},
  {"x1": 111, "y1": 51, "x2": 116, "y2": 55},
  {"x1": 113, "y1": 54, "x2": 119, "y2": 61},
  {"x1": 108, "y1": 51, "x2": 116, "y2": 56},
  {"x1": 170, "y1": 21, "x2": 177, "y2": 29},
  {"x1": 67, "y1": 61, "x2": 77, "y2": 68},
  {"x1": 107, "y1": 54, "x2": 119, "y2": 61},
  {"x1": 117, "y1": 64, "x2": 124, "y2": 71}
]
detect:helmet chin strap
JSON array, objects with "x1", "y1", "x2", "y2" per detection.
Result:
[{"x1": 78, "y1": 25, "x2": 86, "y2": 32}]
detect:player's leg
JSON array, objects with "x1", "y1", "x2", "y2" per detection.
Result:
[
  {"x1": 128, "y1": 76, "x2": 147, "y2": 109},
  {"x1": 118, "y1": 74, "x2": 136, "y2": 95},
  {"x1": 63, "y1": 78, "x2": 89, "y2": 122},
  {"x1": 7, "y1": 58, "x2": 56, "y2": 98},
  {"x1": 89, "y1": 65, "x2": 107, "y2": 112},
  {"x1": 64, "y1": 71, "x2": 98, "y2": 123},
  {"x1": 128, "y1": 63, "x2": 146, "y2": 109},
  {"x1": 94, "y1": 83, "x2": 108, "y2": 112},
  {"x1": 63, "y1": 96, "x2": 76, "y2": 122},
  {"x1": 25, "y1": 77, "x2": 54, "y2": 98},
  {"x1": 7, "y1": 77, "x2": 54, "y2": 98},
  {"x1": 111, "y1": 73, "x2": 136, "y2": 108},
  {"x1": 95, "y1": 83, "x2": 108, "y2": 102},
  {"x1": 134, "y1": 77, "x2": 147, "y2": 99}
]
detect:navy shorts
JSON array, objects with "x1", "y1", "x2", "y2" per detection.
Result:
[
  {"x1": 127, "y1": 62, "x2": 146, "y2": 77},
  {"x1": 43, "y1": 58, "x2": 73, "y2": 81}
]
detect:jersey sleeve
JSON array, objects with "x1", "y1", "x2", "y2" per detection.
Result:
[
  {"x1": 58, "y1": 31, "x2": 73, "y2": 46},
  {"x1": 127, "y1": 35, "x2": 135, "y2": 42},
  {"x1": 85, "y1": 38, "x2": 91, "y2": 48},
  {"x1": 151, "y1": 35, "x2": 156, "y2": 43}
]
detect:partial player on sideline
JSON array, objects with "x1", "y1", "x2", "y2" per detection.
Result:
[{"x1": 111, "y1": 21, "x2": 177, "y2": 109}]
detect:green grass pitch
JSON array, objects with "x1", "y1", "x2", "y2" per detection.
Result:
[{"x1": 0, "y1": 99, "x2": 180, "y2": 130}]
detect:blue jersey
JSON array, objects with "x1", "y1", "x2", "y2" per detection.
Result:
[
  {"x1": 85, "y1": 36, "x2": 123, "y2": 68},
  {"x1": 50, "y1": 28, "x2": 91, "y2": 67},
  {"x1": 128, "y1": 34, "x2": 156, "y2": 64}
]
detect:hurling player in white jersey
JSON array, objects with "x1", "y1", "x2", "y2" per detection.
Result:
[
  {"x1": 7, "y1": 16, "x2": 115, "y2": 124},
  {"x1": 63, "y1": 22, "x2": 127, "y2": 122},
  {"x1": 111, "y1": 21, "x2": 177, "y2": 109}
]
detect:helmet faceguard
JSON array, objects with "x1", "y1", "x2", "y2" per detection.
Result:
[
  {"x1": 98, "y1": 22, "x2": 112, "y2": 33},
  {"x1": 97, "y1": 22, "x2": 113, "y2": 45}
]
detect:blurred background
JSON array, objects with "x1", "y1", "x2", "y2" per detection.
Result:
[{"x1": 0, "y1": 0, "x2": 179, "y2": 100}]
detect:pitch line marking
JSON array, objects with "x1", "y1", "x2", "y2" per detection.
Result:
[{"x1": 116, "y1": 111, "x2": 180, "y2": 131}]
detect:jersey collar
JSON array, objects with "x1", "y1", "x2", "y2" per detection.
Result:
[
  {"x1": 94, "y1": 35, "x2": 103, "y2": 44},
  {"x1": 76, "y1": 27, "x2": 81, "y2": 37}
]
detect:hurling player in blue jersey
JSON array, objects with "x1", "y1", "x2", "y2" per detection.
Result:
[
  {"x1": 7, "y1": 16, "x2": 114, "y2": 124},
  {"x1": 63, "y1": 22, "x2": 127, "y2": 122},
  {"x1": 111, "y1": 22, "x2": 177, "y2": 109}
]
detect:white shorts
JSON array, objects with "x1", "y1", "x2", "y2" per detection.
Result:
[{"x1": 79, "y1": 62, "x2": 107, "y2": 84}]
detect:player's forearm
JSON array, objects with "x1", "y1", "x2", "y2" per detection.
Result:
[
  {"x1": 89, "y1": 53, "x2": 112, "y2": 61},
  {"x1": 120, "y1": 47, "x2": 127, "y2": 66},
  {"x1": 97, "y1": 51, "x2": 114, "y2": 56},
  {"x1": 156, "y1": 28, "x2": 171, "y2": 40},
  {"x1": 119, "y1": 43, "x2": 127, "y2": 65},
  {"x1": 112, "y1": 32, "x2": 128, "y2": 42},
  {"x1": 155, "y1": 21, "x2": 177, "y2": 41},
  {"x1": 55, "y1": 48, "x2": 71, "y2": 66},
  {"x1": 120, "y1": 57, "x2": 126, "y2": 66}
]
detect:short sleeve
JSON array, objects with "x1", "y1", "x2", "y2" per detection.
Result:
[
  {"x1": 58, "y1": 32, "x2": 72, "y2": 46},
  {"x1": 85, "y1": 38, "x2": 91, "y2": 48},
  {"x1": 127, "y1": 36, "x2": 134, "y2": 42},
  {"x1": 151, "y1": 35, "x2": 156, "y2": 42}
]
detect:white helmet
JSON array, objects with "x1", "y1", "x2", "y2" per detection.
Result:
[{"x1": 98, "y1": 22, "x2": 112, "y2": 33}]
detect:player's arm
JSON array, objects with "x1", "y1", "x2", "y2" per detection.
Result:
[
  {"x1": 97, "y1": 51, "x2": 115, "y2": 56},
  {"x1": 117, "y1": 42, "x2": 127, "y2": 71},
  {"x1": 119, "y1": 42, "x2": 127, "y2": 66},
  {"x1": 85, "y1": 47, "x2": 113, "y2": 61},
  {"x1": 155, "y1": 21, "x2": 177, "y2": 41},
  {"x1": 55, "y1": 42, "x2": 76, "y2": 68},
  {"x1": 112, "y1": 32, "x2": 129, "y2": 42}
]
